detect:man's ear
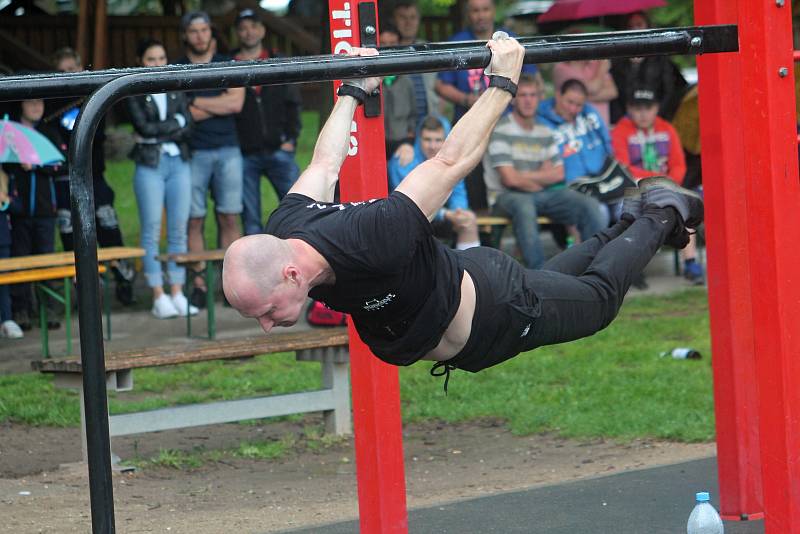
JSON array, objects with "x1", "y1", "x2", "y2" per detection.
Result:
[{"x1": 283, "y1": 264, "x2": 301, "y2": 285}]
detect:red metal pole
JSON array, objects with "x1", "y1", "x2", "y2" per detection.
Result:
[
  {"x1": 327, "y1": 2, "x2": 409, "y2": 533},
  {"x1": 735, "y1": 0, "x2": 800, "y2": 531},
  {"x1": 694, "y1": 0, "x2": 763, "y2": 521}
]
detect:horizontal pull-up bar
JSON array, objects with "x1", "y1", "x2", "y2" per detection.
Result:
[{"x1": 0, "y1": 25, "x2": 737, "y2": 101}]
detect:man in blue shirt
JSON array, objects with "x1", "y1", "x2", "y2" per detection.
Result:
[{"x1": 176, "y1": 11, "x2": 245, "y2": 308}]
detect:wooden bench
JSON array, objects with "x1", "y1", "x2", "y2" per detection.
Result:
[
  {"x1": 157, "y1": 249, "x2": 225, "y2": 340},
  {"x1": 0, "y1": 265, "x2": 106, "y2": 357},
  {"x1": 475, "y1": 215, "x2": 553, "y2": 249},
  {"x1": 32, "y1": 327, "x2": 352, "y2": 463}
]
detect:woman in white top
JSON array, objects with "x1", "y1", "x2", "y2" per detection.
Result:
[{"x1": 127, "y1": 38, "x2": 197, "y2": 318}]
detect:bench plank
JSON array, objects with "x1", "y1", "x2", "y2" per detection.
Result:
[
  {"x1": 157, "y1": 249, "x2": 226, "y2": 263},
  {"x1": 0, "y1": 265, "x2": 106, "y2": 285},
  {"x1": 0, "y1": 247, "x2": 144, "y2": 273},
  {"x1": 32, "y1": 327, "x2": 350, "y2": 374},
  {"x1": 476, "y1": 215, "x2": 552, "y2": 226}
]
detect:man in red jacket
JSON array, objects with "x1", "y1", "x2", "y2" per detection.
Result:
[{"x1": 612, "y1": 86, "x2": 704, "y2": 285}]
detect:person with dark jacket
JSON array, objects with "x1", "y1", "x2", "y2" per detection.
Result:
[
  {"x1": 45, "y1": 47, "x2": 138, "y2": 306},
  {"x1": 232, "y1": 8, "x2": 301, "y2": 235},
  {"x1": 127, "y1": 39, "x2": 198, "y2": 319},
  {"x1": 0, "y1": 168, "x2": 23, "y2": 338},
  {"x1": 4, "y1": 98, "x2": 65, "y2": 331}
]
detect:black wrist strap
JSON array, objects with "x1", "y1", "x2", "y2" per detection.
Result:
[
  {"x1": 337, "y1": 84, "x2": 369, "y2": 104},
  {"x1": 488, "y1": 75, "x2": 518, "y2": 98}
]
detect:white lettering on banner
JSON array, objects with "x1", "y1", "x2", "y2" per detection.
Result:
[{"x1": 330, "y1": 1, "x2": 359, "y2": 157}]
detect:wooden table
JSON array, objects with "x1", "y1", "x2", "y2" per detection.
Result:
[{"x1": 0, "y1": 247, "x2": 145, "y2": 357}]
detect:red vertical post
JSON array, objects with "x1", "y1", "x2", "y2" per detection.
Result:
[
  {"x1": 694, "y1": 0, "x2": 763, "y2": 521},
  {"x1": 328, "y1": 2, "x2": 409, "y2": 533},
  {"x1": 735, "y1": 0, "x2": 800, "y2": 531}
]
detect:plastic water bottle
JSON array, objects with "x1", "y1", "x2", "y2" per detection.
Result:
[
  {"x1": 687, "y1": 492, "x2": 724, "y2": 534},
  {"x1": 660, "y1": 347, "x2": 702, "y2": 360}
]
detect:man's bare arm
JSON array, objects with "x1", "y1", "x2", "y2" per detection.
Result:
[
  {"x1": 287, "y1": 47, "x2": 381, "y2": 202},
  {"x1": 192, "y1": 87, "x2": 245, "y2": 116},
  {"x1": 396, "y1": 37, "x2": 525, "y2": 220},
  {"x1": 497, "y1": 161, "x2": 565, "y2": 193}
]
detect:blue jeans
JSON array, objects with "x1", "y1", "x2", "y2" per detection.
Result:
[
  {"x1": 134, "y1": 154, "x2": 191, "y2": 288},
  {"x1": 189, "y1": 146, "x2": 243, "y2": 218},
  {"x1": 494, "y1": 188, "x2": 608, "y2": 269},
  {"x1": 241, "y1": 149, "x2": 300, "y2": 235},
  {"x1": 0, "y1": 244, "x2": 10, "y2": 322}
]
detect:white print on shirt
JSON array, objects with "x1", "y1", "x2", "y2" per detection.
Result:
[
  {"x1": 363, "y1": 293, "x2": 396, "y2": 312},
  {"x1": 520, "y1": 323, "x2": 531, "y2": 337},
  {"x1": 552, "y1": 112, "x2": 605, "y2": 157},
  {"x1": 305, "y1": 199, "x2": 379, "y2": 211}
]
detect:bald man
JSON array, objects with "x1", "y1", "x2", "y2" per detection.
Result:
[{"x1": 223, "y1": 37, "x2": 703, "y2": 388}]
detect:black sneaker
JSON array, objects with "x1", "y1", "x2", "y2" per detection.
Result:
[
  {"x1": 112, "y1": 260, "x2": 137, "y2": 306},
  {"x1": 639, "y1": 176, "x2": 704, "y2": 228},
  {"x1": 190, "y1": 286, "x2": 208, "y2": 310},
  {"x1": 621, "y1": 187, "x2": 643, "y2": 219}
]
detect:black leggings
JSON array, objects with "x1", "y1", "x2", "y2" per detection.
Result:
[{"x1": 450, "y1": 207, "x2": 677, "y2": 372}]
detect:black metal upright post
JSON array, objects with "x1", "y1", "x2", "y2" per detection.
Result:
[{"x1": 0, "y1": 24, "x2": 739, "y2": 533}]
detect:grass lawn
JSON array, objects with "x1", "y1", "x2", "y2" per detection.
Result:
[
  {"x1": 0, "y1": 288, "x2": 714, "y2": 444},
  {"x1": 104, "y1": 111, "x2": 320, "y2": 251}
]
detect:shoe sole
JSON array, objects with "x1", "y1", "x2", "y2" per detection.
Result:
[{"x1": 638, "y1": 176, "x2": 704, "y2": 227}]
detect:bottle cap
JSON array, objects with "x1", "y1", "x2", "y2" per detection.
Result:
[{"x1": 696, "y1": 491, "x2": 710, "y2": 502}]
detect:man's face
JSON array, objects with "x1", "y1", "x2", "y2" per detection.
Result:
[
  {"x1": 555, "y1": 88, "x2": 586, "y2": 122},
  {"x1": 184, "y1": 20, "x2": 212, "y2": 56},
  {"x1": 253, "y1": 282, "x2": 306, "y2": 334},
  {"x1": 512, "y1": 83, "x2": 540, "y2": 120},
  {"x1": 56, "y1": 57, "x2": 82, "y2": 73},
  {"x1": 420, "y1": 127, "x2": 445, "y2": 160},
  {"x1": 628, "y1": 102, "x2": 659, "y2": 130},
  {"x1": 467, "y1": 0, "x2": 495, "y2": 35},
  {"x1": 393, "y1": 5, "x2": 420, "y2": 43},
  {"x1": 236, "y1": 18, "x2": 266, "y2": 49}
]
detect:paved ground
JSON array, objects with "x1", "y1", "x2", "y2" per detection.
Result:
[{"x1": 283, "y1": 457, "x2": 762, "y2": 534}]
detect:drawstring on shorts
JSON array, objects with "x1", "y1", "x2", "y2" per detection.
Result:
[{"x1": 430, "y1": 361, "x2": 457, "y2": 394}]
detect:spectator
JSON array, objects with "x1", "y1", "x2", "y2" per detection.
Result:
[
  {"x1": 379, "y1": 25, "x2": 417, "y2": 158},
  {"x1": 483, "y1": 74, "x2": 606, "y2": 269},
  {"x1": 435, "y1": 0, "x2": 540, "y2": 211},
  {"x1": 609, "y1": 11, "x2": 687, "y2": 124},
  {"x1": 552, "y1": 56, "x2": 618, "y2": 126},
  {"x1": 5, "y1": 97, "x2": 64, "y2": 331},
  {"x1": 0, "y1": 168, "x2": 22, "y2": 338},
  {"x1": 612, "y1": 86, "x2": 703, "y2": 284},
  {"x1": 45, "y1": 47, "x2": 137, "y2": 306},
  {"x1": 127, "y1": 39, "x2": 198, "y2": 319},
  {"x1": 232, "y1": 8, "x2": 302, "y2": 236},
  {"x1": 389, "y1": 115, "x2": 480, "y2": 250},
  {"x1": 176, "y1": 11, "x2": 245, "y2": 308},
  {"x1": 391, "y1": 1, "x2": 441, "y2": 122}
]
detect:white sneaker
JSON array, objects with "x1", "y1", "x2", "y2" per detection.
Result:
[
  {"x1": 0, "y1": 320, "x2": 24, "y2": 339},
  {"x1": 170, "y1": 293, "x2": 198, "y2": 317},
  {"x1": 152, "y1": 294, "x2": 179, "y2": 319}
]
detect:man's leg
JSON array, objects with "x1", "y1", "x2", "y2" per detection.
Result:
[
  {"x1": 263, "y1": 148, "x2": 301, "y2": 200},
  {"x1": 494, "y1": 191, "x2": 545, "y2": 269},
  {"x1": 93, "y1": 175, "x2": 137, "y2": 305},
  {"x1": 211, "y1": 146, "x2": 243, "y2": 248},
  {"x1": 188, "y1": 149, "x2": 214, "y2": 304},
  {"x1": 240, "y1": 152, "x2": 264, "y2": 236}
]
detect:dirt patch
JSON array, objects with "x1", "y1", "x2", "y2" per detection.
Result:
[{"x1": 0, "y1": 419, "x2": 715, "y2": 533}]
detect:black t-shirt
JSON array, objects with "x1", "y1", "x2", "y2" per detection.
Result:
[
  {"x1": 175, "y1": 54, "x2": 240, "y2": 150},
  {"x1": 265, "y1": 191, "x2": 463, "y2": 365}
]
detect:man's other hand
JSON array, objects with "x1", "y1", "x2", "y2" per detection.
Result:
[
  {"x1": 486, "y1": 36, "x2": 524, "y2": 84},
  {"x1": 342, "y1": 47, "x2": 382, "y2": 94}
]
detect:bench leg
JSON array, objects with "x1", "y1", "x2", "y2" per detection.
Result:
[
  {"x1": 322, "y1": 357, "x2": 352, "y2": 435},
  {"x1": 206, "y1": 261, "x2": 216, "y2": 340},
  {"x1": 37, "y1": 284, "x2": 49, "y2": 358}
]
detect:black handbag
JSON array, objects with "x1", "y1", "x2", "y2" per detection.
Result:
[{"x1": 568, "y1": 157, "x2": 637, "y2": 203}]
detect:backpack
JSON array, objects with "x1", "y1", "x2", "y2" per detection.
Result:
[{"x1": 306, "y1": 300, "x2": 347, "y2": 327}]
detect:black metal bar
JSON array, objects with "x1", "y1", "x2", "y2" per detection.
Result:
[
  {"x1": 55, "y1": 23, "x2": 740, "y2": 533},
  {"x1": 0, "y1": 25, "x2": 738, "y2": 101}
]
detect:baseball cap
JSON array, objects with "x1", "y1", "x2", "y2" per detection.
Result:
[
  {"x1": 629, "y1": 87, "x2": 658, "y2": 105},
  {"x1": 235, "y1": 8, "x2": 262, "y2": 26},
  {"x1": 181, "y1": 11, "x2": 211, "y2": 31}
]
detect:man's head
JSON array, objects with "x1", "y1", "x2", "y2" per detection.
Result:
[
  {"x1": 466, "y1": 0, "x2": 496, "y2": 36},
  {"x1": 554, "y1": 79, "x2": 588, "y2": 122},
  {"x1": 419, "y1": 116, "x2": 446, "y2": 160},
  {"x1": 181, "y1": 11, "x2": 213, "y2": 56},
  {"x1": 235, "y1": 8, "x2": 266, "y2": 50},
  {"x1": 223, "y1": 235, "x2": 308, "y2": 334},
  {"x1": 511, "y1": 73, "x2": 542, "y2": 120},
  {"x1": 52, "y1": 47, "x2": 82, "y2": 73},
  {"x1": 392, "y1": 1, "x2": 420, "y2": 44},
  {"x1": 379, "y1": 24, "x2": 401, "y2": 47},
  {"x1": 627, "y1": 87, "x2": 659, "y2": 130}
]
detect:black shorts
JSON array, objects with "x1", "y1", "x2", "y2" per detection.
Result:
[{"x1": 448, "y1": 247, "x2": 542, "y2": 372}]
